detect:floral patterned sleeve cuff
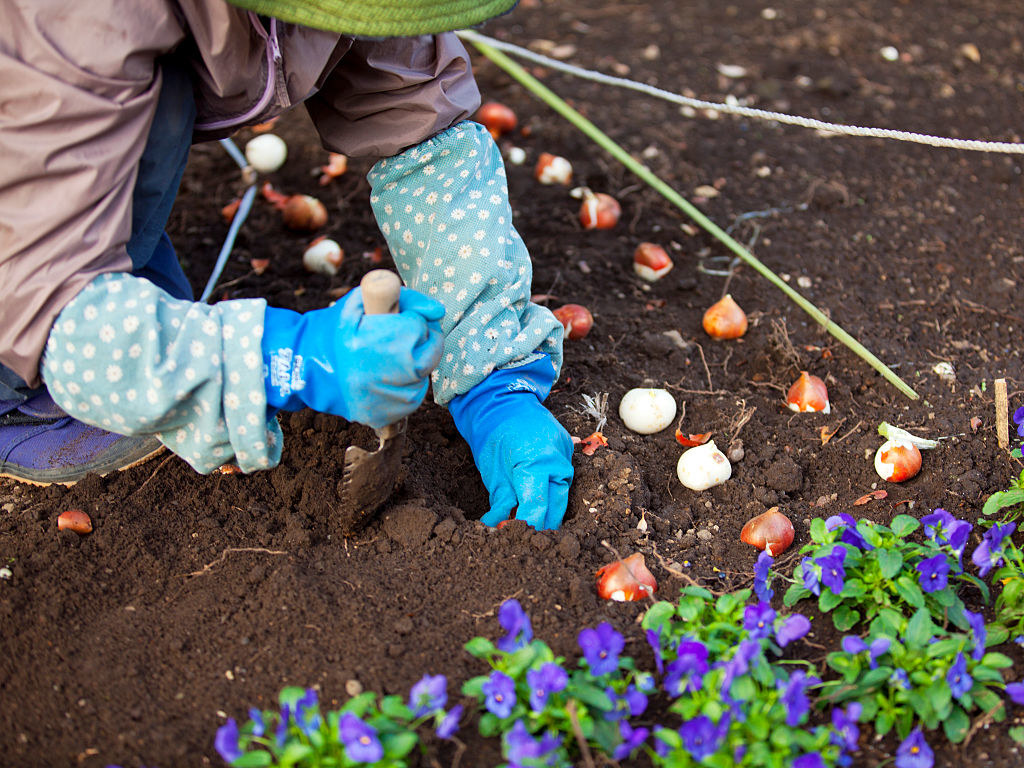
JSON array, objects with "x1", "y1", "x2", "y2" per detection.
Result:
[
  {"x1": 367, "y1": 120, "x2": 564, "y2": 406},
  {"x1": 42, "y1": 272, "x2": 282, "y2": 474}
]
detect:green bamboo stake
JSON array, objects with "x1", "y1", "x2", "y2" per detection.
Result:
[{"x1": 462, "y1": 31, "x2": 919, "y2": 401}]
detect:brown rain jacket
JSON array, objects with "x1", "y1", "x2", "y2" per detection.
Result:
[{"x1": 0, "y1": 1, "x2": 480, "y2": 386}]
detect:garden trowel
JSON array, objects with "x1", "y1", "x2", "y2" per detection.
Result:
[{"x1": 336, "y1": 269, "x2": 406, "y2": 535}]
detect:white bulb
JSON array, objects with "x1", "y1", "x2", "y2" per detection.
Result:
[
  {"x1": 676, "y1": 441, "x2": 732, "y2": 490},
  {"x1": 618, "y1": 388, "x2": 677, "y2": 434},
  {"x1": 245, "y1": 134, "x2": 288, "y2": 173},
  {"x1": 303, "y1": 238, "x2": 343, "y2": 276}
]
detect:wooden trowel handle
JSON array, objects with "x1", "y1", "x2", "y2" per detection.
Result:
[{"x1": 361, "y1": 269, "x2": 402, "y2": 315}]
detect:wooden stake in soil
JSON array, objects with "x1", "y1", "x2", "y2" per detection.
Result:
[{"x1": 995, "y1": 378, "x2": 1009, "y2": 449}]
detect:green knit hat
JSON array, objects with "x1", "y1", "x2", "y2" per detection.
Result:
[{"x1": 226, "y1": 0, "x2": 518, "y2": 37}]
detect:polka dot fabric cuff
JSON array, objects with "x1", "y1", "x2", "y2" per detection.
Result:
[
  {"x1": 42, "y1": 273, "x2": 282, "y2": 474},
  {"x1": 368, "y1": 120, "x2": 564, "y2": 405}
]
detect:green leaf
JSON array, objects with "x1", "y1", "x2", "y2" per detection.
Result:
[
  {"x1": 379, "y1": 695, "x2": 412, "y2": 721},
  {"x1": 642, "y1": 601, "x2": 676, "y2": 632},
  {"x1": 833, "y1": 605, "x2": 861, "y2": 631},
  {"x1": 232, "y1": 752, "x2": 274, "y2": 768},
  {"x1": 877, "y1": 548, "x2": 904, "y2": 579},
  {"x1": 820, "y1": 590, "x2": 844, "y2": 613},
  {"x1": 906, "y1": 608, "x2": 936, "y2": 648},
  {"x1": 986, "y1": 623, "x2": 1010, "y2": 646},
  {"x1": 810, "y1": 517, "x2": 829, "y2": 542},
  {"x1": 980, "y1": 652, "x2": 1015, "y2": 669},
  {"x1": 983, "y1": 489, "x2": 1024, "y2": 516},
  {"x1": 973, "y1": 687, "x2": 1004, "y2": 717},
  {"x1": 343, "y1": 692, "x2": 376, "y2": 718},
  {"x1": 381, "y1": 731, "x2": 419, "y2": 759},
  {"x1": 875, "y1": 710, "x2": 894, "y2": 737},
  {"x1": 784, "y1": 583, "x2": 812, "y2": 607},
  {"x1": 870, "y1": 608, "x2": 906, "y2": 637},
  {"x1": 464, "y1": 636, "x2": 496, "y2": 658},
  {"x1": 894, "y1": 575, "x2": 925, "y2": 608},
  {"x1": 461, "y1": 675, "x2": 487, "y2": 698},
  {"x1": 1009, "y1": 726, "x2": 1024, "y2": 744},
  {"x1": 504, "y1": 645, "x2": 537, "y2": 677},
  {"x1": 890, "y1": 515, "x2": 920, "y2": 537},
  {"x1": 943, "y1": 705, "x2": 970, "y2": 743},
  {"x1": 278, "y1": 687, "x2": 307, "y2": 708},
  {"x1": 731, "y1": 675, "x2": 756, "y2": 702},
  {"x1": 573, "y1": 683, "x2": 613, "y2": 712},
  {"x1": 926, "y1": 679, "x2": 952, "y2": 714},
  {"x1": 279, "y1": 742, "x2": 314, "y2": 768},
  {"x1": 478, "y1": 712, "x2": 501, "y2": 738}
]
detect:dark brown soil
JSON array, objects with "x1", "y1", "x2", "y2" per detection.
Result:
[{"x1": 2, "y1": 1, "x2": 1023, "y2": 766}]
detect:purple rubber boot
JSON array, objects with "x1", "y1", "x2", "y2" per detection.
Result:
[{"x1": 0, "y1": 392, "x2": 163, "y2": 486}]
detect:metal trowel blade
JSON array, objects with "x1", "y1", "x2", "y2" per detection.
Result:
[{"x1": 336, "y1": 418, "x2": 406, "y2": 535}]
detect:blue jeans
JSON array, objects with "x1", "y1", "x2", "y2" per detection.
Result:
[{"x1": 0, "y1": 56, "x2": 196, "y2": 402}]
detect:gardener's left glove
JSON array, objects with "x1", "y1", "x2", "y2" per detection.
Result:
[{"x1": 448, "y1": 354, "x2": 574, "y2": 530}]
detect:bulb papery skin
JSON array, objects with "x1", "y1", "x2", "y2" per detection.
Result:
[
  {"x1": 633, "y1": 243, "x2": 674, "y2": 282},
  {"x1": 702, "y1": 294, "x2": 748, "y2": 340},
  {"x1": 676, "y1": 440, "x2": 732, "y2": 490},
  {"x1": 579, "y1": 193, "x2": 621, "y2": 230},
  {"x1": 786, "y1": 371, "x2": 830, "y2": 413},
  {"x1": 535, "y1": 153, "x2": 573, "y2": 185},
  {"x1": 303, "y1": 238, "x2": 344, "y2": 276},
  {"x1": 618, "y1": 388, "x2": 677, "y2": 434},
  {"x1": 874, "y1": 438, "x2": 922, "y2": 482},
  {"x1": 245, "y1": 134, "x2": 288, "y2": 173}
]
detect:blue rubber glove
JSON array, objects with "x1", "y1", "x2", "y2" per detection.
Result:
[
  {"x1": 448, "y1": 355, "x2": 575, "y2": 530},
  {"x1": 262, "y1": 285, "x2": 445, "y2": 429}
]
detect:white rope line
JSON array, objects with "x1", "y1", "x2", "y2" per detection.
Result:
[{"x1": 459, "y1": 30, "x2": 1024, "y2": 155}]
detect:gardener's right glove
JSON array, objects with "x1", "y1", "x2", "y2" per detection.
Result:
[{"x1": 262, "y1": 285, "x2": 445, "y2": 429}]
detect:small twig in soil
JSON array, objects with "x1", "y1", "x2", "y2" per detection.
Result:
[
  {"x1": 727, "y1": 400, "x2": 756, "y2": 445},
  {"x1": 449, "y1": 736, "x2": 468, "y2": 768},
  {"x1": 963, "y1": 701, "x2": 1005, "y2": 748},
  {"x1": 183, "y1": 547, "x2": 288, "y2": 579},
  {"x1": 834, "y1": 420, "x2": 865, "y2": 444},
  {"x1": 695, "y1": 342, "x2": 714, "y2": 391},
  {"x1": 994, "y1": 378, "x2": 1009, "y2": 449},
  {"x1": 466, "y1": 588, "x2": 525, "y2": 620},
  {"x1": 130, "y1": 453, "x2": 174, "y2": 498},
  {"x1": 565, "y1": 700, "x2": 596, "y2": 768},
  {"x1": 648, "y1": 543, "x2": 727, "y2": 596}
]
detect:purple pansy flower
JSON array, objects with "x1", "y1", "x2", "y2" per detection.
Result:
[
  {"x1": 678, "y1": 715, "x2": 723, "y2": 761},
  {"x1": 775, "y1": 613, "x2": 811, "y2": 647},
  {"x1": 482, "y1": 671, "x2": 517, "y2": 718},
  {"x1": 754, "y1": 550, "x2": 774, "y2": 602},
  {"x1": 917, "y1": 554, "x2": 950, "y2": 593},
  {"x1": 890, "y1": 669, "x2": 911, "y2": 690},
  {"x1": 801, "y1": 557, "x2": 822, "y2": 595},
  {"x1": 338, "y1": 712, "x2": 384, "y2": 763},
  {"x1": 664, "y1": 639, "x2": 709, "y2": 695},
  {"x1": 781, "y1": 670, "x2": 812, "y2": 726},
  {"x1": 436, "y1": 705, "x2": 462, "y2": 739},
  {"x1": 296, "y1": 689, "x2": 322, "y2": 736},
  {"x1": 526, "y1": 663, "x2": 568, "y2": 712},
  {"x1": 947, "y1": 652, "x2": 972, "y2": 699},
  {"x1": 214, "y1": 718, "x2": 242, "y2": 763},
  {"x1": 972, "y1": 522, "x2": 1017, "y2": 577},
  {"x1": 409, "y1": 674, "x2": 447, "y2": 717},
  {"x1": 718, "y1": 639, "x2": 761, "y2": 692},
  {"x1": 816, "y1": 544, "x2": 848, "y2": 593},
  {"x1": 793, "y1": 753, "x2": 826, "y2": 768},
  {"x1": 646, "y1": 628, "x2": 665, "y2": 675},
  {"x1": 827, "y1": 513, "x2": 873, "y2": 550},
  {"x1": 841, "y1": 635, "x2": 890, "y2": 668},
  {"x1": 612, "y1": 721, "x2": 649, "y2": 760},
  {"x1": 274, "y1": 703, "x2": 291, "y2": 747},
  {"x1": 504, "y1": 720, "x2": 562, "y2": 767},
  {"x1": 1007, "y1": 682, "x2": 1024, "y2": 705},
  {"x1": 743, "y1": 602, "x2": 776, "y2": 639},
  {"x1": 895, "y1": 729, "x2": 933, "y2": 768},
  {"x1": 605, "y1": 684, "x2": 647, "y2": 720},
  {"x1": 963, "y1": 609, "x2": 987, "y2": 661},
  {"x1": 248, "y1": 708, "x2": 265, "y2": 738},
  {"x1": 831, "y1": 701, "x2": 862, "y2": 751},
  {"x1": 578, "y1": 622, "x2": 624, "y2": 676},
  {"x1": 496, "y1": 599, "x2": 534, "y2": 652},
  {"x1": 920, "y1": 509, "x2": 955, "y2": 542}
]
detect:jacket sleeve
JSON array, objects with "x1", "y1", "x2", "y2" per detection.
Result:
[
  {"x1": 0, "y1": 6, "x2": 182, "y2": 386},
  {"x1": 304, "y1": 32, "x2": 481, "y2": 159}
]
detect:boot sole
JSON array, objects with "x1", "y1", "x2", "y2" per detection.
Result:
[{"x1": 0, "y1": 442, "x2": 167, "y2": 487}]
